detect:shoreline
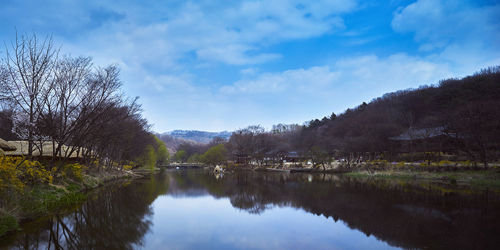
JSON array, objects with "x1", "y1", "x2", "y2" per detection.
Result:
[
  {"x1": 225, "y1": 165, "x2": 500, "y2": 192},
  {"x1": 4, "y1": 165, "x2": 499, "y2": 238},
  {"x1": 342, "y1": 169, "x2": 500, "y2": 191},
  {"x1": 0, "y1": 168, "x2": 158, "y2": 238}
]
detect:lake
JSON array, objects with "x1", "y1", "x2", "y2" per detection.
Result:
[{"x1": 2, "y1": 169, "x2": 500, "y2": 249}]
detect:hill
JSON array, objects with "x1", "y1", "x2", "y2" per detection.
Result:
[
  {"x1": 221, "y1": 66, "x2": 500, "y2": 167},
  {"x1": 295, "y1": 66, "x2": 500, "y2": 164},
  {"x1": 162, "y1": 130, "x2": 231, "y2": 144},
  {"x1": 158, "y1": 130, "x2": 232, "y2": 153}
]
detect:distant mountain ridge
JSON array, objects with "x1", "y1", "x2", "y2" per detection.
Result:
[{"x1": 162, "y1": 130, "x2": 232, "y2": 144}]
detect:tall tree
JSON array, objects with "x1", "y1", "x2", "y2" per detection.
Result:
[{"x1": 1, "y1": 33, "x2": 57, "y2": 156}]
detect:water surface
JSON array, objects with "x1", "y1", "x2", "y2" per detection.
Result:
[{"x1": 2, "y1": 170, "x2": 500, "y2": 249}]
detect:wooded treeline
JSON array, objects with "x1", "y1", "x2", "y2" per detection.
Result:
[
  {"x1": 0, "y1": 34, "x2": 167, "y2": 169},
  {"x1": 174, "y1": 67, "x2": 500, "y2": 168}
]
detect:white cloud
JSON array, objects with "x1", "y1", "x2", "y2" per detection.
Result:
[
  {"x1": 48, "y1": 0, "x2": 362, "y2": 104},
  {"x1": 208, "y1": 53, "x2": 459, "y2": 130},
  {"x1": 334, "y1": 54, "x2": 452, "y2": 86},
  {"x1": 196, "y1": 45, "x2": 281, "y2": 65},
  {"x1": 222, "y1": 54, "x2": 452, "y2": 96},
  {"x1": 391, "y1": 0, "x2": 500, "y2": 52},
  {"x1": 390, "y1": 0, "x2": 500, "y2": 81},
  {"x1": 5, "y1": 0, "x2": 497, "y2": 132},
  {"x1": 63, "y1": 0, "x2": 358, "y2": 68},
  {"x1": 142, "y1": 73, "x2": 195, "y2": 92},
  {"x1": 221, "y1": 66, "x2": 338, "y2": 94},
  {"x1": 240, "y1": 67, "x2": 259, "y2": 76},
  {"x1": 111, "y1": 50, "x2": 486, "y2": 132},
  {"x1": 56, "y1": 0, "x2": 497, "y2": 132}
]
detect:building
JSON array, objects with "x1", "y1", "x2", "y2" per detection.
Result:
[{"x1": 0, "y1": 138, "x2": 16, "y2": 152}]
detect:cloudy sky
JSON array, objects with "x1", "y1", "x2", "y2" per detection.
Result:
[{"x1": 1, "y1": 0, "x2": 499, "y2": 132}]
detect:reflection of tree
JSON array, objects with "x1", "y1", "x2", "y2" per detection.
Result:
[
  {"x1": 230, "y1": 193, "x2": 270, "y2": 214},
  {"x1": 7, "y1": 173, "x2": 169, "y2": 249},
  {"x1": 165, "y1": 170, "x2": 500, "y2": 250},
  {"x1": 5, "y1": 171, "x2": 499, "y2": 249}
]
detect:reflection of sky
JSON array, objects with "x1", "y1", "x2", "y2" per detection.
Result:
[{"x1": 141, "y1": 195, "x2": 398, "y2": 250}]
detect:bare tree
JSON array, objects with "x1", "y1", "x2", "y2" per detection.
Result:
[
  {"x1": 1, "y1": 33, "x2": 57, "y2": 156},
  {"x1": 58, "y1": 65, "x2": 122, "y2": 165},
  {"x1": 0, "y1": 65, "x2": 9, "y2": 103},
  {"x1": 42, "y1": 56, "x2": 92, "y2": 159}
]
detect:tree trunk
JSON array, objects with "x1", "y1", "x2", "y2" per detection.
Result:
[{"x1": 28, "y1": 98, "x2": 34, "y2": 157}]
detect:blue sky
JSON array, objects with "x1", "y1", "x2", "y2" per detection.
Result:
[{"x1": 1, "y1": 0, "x2": 499, "y2": 132}]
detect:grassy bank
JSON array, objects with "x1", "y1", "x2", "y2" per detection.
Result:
[
  {"x1": 1, "y1": 183, "x2": 84, "y2": 237},
  {"x1": 0, "y1": 183, "x2": 86, "y2": 235},
  {"x1": 0, "y1": 156, "x2": 146, "y2": 238},
  {"x1": 344, "y1": 169, "x2": 500, "y2": 191}
]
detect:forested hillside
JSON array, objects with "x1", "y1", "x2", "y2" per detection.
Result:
[
  {"x1": 293, "y1": 66, "x2": 500, "y2": 164},
  {"x1": 177, "y1": 67, "x2": 500, "y2": 168}
]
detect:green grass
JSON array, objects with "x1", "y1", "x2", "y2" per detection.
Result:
[
  {"x1": 0, "y1": 214, "x2": 18, "y2": 237},
  {"x1": 0, "y1": 182, "x2": 88, "y2": 237},
  {"x1": 1, "y1": 163, "x2": 135, "y2": 238},
  {"x1": 470, "y1": 179, "x2": 500, "y2": 188},
  {"x1": 344, "y1": 171, "x2": 415, "y2": 180},
  {"x1": 19, "y1": 185, "x2": 87, "y2": 217}
]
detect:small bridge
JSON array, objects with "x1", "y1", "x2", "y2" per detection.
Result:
[{"x1": 159, "y1": 163, "x2": 205, "y2": 169}]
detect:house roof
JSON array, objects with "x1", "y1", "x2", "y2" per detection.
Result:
[
  {"x1": 0, "y1": 138, "x2": 16, "y2": 151},
  {"x1": 4, "y1": 141, "x2": 87, "y2": 158}
]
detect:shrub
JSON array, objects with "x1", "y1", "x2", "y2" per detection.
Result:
[
  {"x1": 449, "y1": 177, "x2": 457, "y2": 185},
  {"x1": 63, "y1": 163, "x2": 86, "y2": 182},
  {"x1": 458, "y1": 160, "x2": 472, "y2": 167},
  {"x1": 396, "y1": 162, "x2": 405, "y2": 168},
  {"x1": 136, "y1": 145, "x2": 157, "y2": 170},
  {"x1": 369, "y1": 160, "x2": 389, "y2": 167},
  {"x1": 0, "y1": 157, "x2": 24, "y2": 191},
  {"x1": 0, "y1": 214, "x2": 18, "y2": 236},
  {"x1": 0, "y1": 156, "x2": 53, "y2": 191},
  {"x1": 201, "y1": 144, "x2": 227, "y2": 167},
  {"x1": 438, "y1": 160, "x2": 453, "y2": 167}
]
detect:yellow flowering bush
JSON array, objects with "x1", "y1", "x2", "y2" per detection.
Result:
[
  {"x1": 395, "y1": 162, "x2": 406, "y2": 168},
  {"x1": 0, "y1": 156, "x2": 53, "y2": 191},
  {"x1": 21, "y1": 159, "x2": 53, "y2": 184},
  {"x1": 438, "y1": 160, "x2": 453, "y2": 167},
  {"x1": 0, "y1": 157, "x2": 25, "y2": 191},
  {"x1": 368, "y1": 160, "x2": 389, "y2": 167},
  {"x1": 458, "y1": 160, "x2": 472, "y2": 167},
  {"x1": 63, "y1": 163, "x2": 86, "y2": 182}
]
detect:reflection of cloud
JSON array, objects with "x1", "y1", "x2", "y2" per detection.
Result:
[{"x1": 149, "y1": 196, "x2": 396, "y2": 250}]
